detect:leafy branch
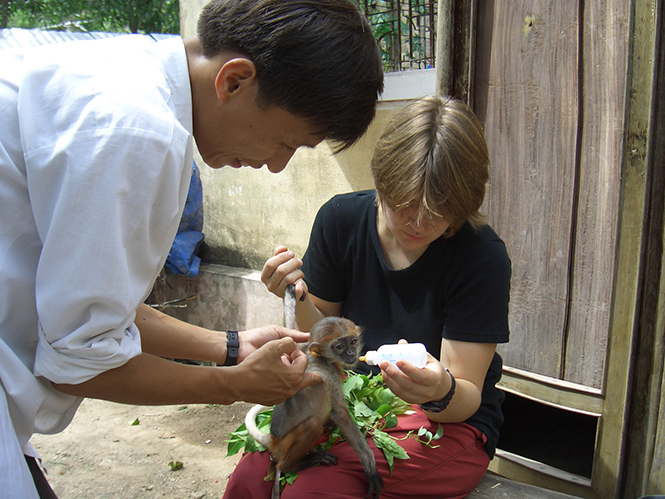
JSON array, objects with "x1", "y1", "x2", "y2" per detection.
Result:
[{"x1": 226, "y1": 371, "x2": 443, "y2": 484}]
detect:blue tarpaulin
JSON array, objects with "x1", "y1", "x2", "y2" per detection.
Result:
[{"x1": 165, "y1": 162, "x2": 205, "y2": 277}]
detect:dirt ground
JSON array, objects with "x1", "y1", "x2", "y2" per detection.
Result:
[{"x1": 30, "y1": 398, "x2": 253, "y2": 499}]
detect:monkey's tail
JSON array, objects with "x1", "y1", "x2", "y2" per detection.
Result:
[
  {"x1": 245, "y1": 404, "x2": 273, "y2": 448},
  {"x1": 284, "y1": 284, "x2": 297, "y2": 330}
]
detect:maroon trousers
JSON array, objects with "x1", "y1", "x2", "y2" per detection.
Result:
[{"x1": 223, "y1": 406, "x2": 489, "y2": 499}]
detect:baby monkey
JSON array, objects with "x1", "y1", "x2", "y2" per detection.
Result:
[{"x1": 245, "y1": 285, "x2": 382, "y2": 499}]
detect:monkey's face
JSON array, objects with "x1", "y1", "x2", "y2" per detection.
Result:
[
  {"x1": 330, "y1": 335, "x2": 361, "y2": 367},
  {"x1": 310, "y1": 316, "x2": 363, "y2": 367}
]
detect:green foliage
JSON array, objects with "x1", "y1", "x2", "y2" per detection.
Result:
[
  {"x1": 227, "y1": 371, "x2": 444, "y2": 488},
  {"x1": 168, "y1": 460, "x2": 183, "y2": 471},
  {"x1": 3, "y1": 0, "x2": 179, "y2": 34},
  {"x1": 351, "y1": 0, "x2": 436, "y2": 71},
  {"x1": 226, "y1": 407, "x2": 271, "y2": 457}
]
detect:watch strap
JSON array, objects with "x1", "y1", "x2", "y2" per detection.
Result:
[
  {"x1": 419, "y1": 368, "x2": 456, "y2": 413},
  {"x1": 223, "y1": 330, "x2": 239, "y2": 366}
]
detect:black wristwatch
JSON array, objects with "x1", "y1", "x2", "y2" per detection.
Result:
[
  {"x1": 419, "y1": 368, "x2": 456, "y2": 413},
  {"x1": 223, "y1": 330, "x2": 239, "y2": 366}
]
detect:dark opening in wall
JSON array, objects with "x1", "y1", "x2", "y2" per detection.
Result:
[{"x1": 497, "y1": 391, "x2": 598, "y2": 478}]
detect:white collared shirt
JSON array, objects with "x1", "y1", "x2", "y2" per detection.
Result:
[{"x1": 0, "y1": 35, "x2": 193, "y2": 496}]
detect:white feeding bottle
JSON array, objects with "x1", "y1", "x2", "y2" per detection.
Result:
[{"x1": 360, "y1": 343, "x2": 428, "y2": 369}]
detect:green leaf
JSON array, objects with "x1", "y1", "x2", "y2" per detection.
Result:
[
  {"x1": 374, "y1": 430, "x2": 409, "y2": 460},
  {"x1": 354, "y1": 400, "x2": 375, "y2": 418},
  {"x1": 226, "y1": 438, "x2": 246, "y2": 457},
  {"x1": 284, "y1": 473, "x2": 298, "y2": 485},
  {"x1": 383, "y1": 412, "x2": 398, "y2": 429},
  {"x1": 168, "y1": 461, "x2": 183, "y2": 471},
  {"x1": 373, "y1": 429, "x2": 410, "y2": 474},
  {"x1": 375, "y1": 403, "x2": 392, "y2": 417},
  {"x1": 379, "y1": 390, "x2": 396, "y2": 405},
  {"x1": 343, "y1": 374, "x2": 364, "y2": 398},
  {"x1": 130, "y1": 418, "x2": 140, "y2": 426},
  {"x1": 227, "y1": 371, "x2": 414, "y2": 481}
]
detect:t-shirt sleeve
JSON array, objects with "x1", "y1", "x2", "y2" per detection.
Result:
[
  {"x1": 301, "y1": 196, "x2": 349, "y2": 303},
  {"x1": 442, "y1": 232, "x2": 511, "y2": 344}
]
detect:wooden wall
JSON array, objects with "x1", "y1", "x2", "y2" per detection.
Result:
[
  {"x1": 474, "y1": 1, "x2": 629, "y2": 390},
  {"x1": 464, "y1": 0, "x2": 664, "y2": 496}
]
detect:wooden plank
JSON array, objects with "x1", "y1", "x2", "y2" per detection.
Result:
[
  {"x1": 435, "y1": 0, "x2": 453, "y2": 94},
  {"x1": 499, "y1": 366, "x2": 603, "y2": 416},
  {"x1": 477, "y1": 2, "x2": 579, "y2": 378},
  {"x1": 469, "y1": 472, "x2": 586, "y2": 499},
  {"x1": 488, "y1": 455, "x2": 600, "y2": 499},
  {"x1": 451, "y1": 0, "x2": 477, "y2": 104},
  {"x1": 592, "y1": 1, "x2": 657, "y2": 496},
  {"x1": 564, "y1": 0, "x2": 630, "y2": 389},
  {"x1": 647, "y1": 305, "x2": 665, "y2": 492},
  {"x1": 644, "y1": 32, "x2": 665, "y2": 491},
  {"x1": 623, "y1": 3, "x2": 665, "y2": 494}
]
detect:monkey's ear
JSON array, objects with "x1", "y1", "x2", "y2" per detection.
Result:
[{"x1": 309, "y1": 342, "x2": 324, "y2": 358}]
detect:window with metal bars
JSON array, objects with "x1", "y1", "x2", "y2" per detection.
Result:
[{"x1": 354, "y1": 0, "x2": 437, "y2": 72}]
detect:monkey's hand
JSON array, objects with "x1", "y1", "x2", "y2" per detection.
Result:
[
  {"x1": 237, "y1": 325, "x2": 310, "y2": 363},
  {"x1": 233, "y1": 337, "x2": 322, "y2": 405}
]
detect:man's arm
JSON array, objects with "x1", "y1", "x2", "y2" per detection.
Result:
[
  {"x1": 52, "y1": 305, "x2": 320, "y2": 406},
  {"x1": 52, "y1": 339, "x2": 316, "y2": 406},
  {"x1": 135, "y1": 304, "x2": 227, "y2": 363}
]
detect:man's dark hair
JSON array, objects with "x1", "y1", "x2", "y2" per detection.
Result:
[{"x1": 198, "y1": 0, "x2": 383, "y2": 151}]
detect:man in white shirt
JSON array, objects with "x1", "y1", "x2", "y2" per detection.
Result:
[{"x1": 0, "y1": 0, "x2": 384, "y2": 497}]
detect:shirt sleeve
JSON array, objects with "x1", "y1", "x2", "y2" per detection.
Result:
[
  {"x1": 301, "y1": 196, "x2": 349, "y2": 303},
  {"x1": 19, "y1": 45, "x2": 192, "y2": 384},
  {"x1": 442, "y1": 230, "x2": 511, "y2": 344}
]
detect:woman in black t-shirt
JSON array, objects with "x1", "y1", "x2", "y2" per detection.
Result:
[{"x1": 224, "y1": 95, "x2": 511, "y2": 499}]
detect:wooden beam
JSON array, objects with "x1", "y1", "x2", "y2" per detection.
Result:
[
  {"x1": 594, "y1": 0, "x2": 659, "y2": 497},
  {"x1": 435, "y1": 0, "x2": 453, "y2": 94},
  {"x1": 499, "y1": 366, "x2": 603, "y2": 416}
]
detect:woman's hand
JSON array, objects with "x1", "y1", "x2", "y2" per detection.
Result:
[
  {"x1": 379, "y1": 347, "x2": 448, "y2": 405},
  {"x1": 261, "y1": 246, "x2": 308, "y2": 300},
  {"x1": 379, "y1": 339, "x2": 497, "y2": 423}
]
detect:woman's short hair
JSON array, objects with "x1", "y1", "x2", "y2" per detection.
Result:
[
  {"x1": 371, "y1": 95, "x2": 490, "y2": 236},
  {"x1": 198, "y1": 0, "x2": 384, "y2": 151}
]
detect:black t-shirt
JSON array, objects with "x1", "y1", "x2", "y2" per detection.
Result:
[{"x1": 302, "y1": 191, "x2": 511, "y2": 457}]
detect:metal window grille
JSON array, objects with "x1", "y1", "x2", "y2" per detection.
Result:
[{"x1": 355, "y1": 0, "x2": 437, "y2": 72}]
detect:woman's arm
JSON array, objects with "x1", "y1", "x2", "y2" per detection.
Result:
[{"x1": 379, "y1": 339, "x2": 496, "y2": 423}]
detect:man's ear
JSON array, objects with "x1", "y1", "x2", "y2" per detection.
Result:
[{"x1": 214, "y1": 58, "x2": 257, "y2": 103}]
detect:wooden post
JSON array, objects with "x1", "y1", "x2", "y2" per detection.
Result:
[{"x1": 435, "y1": 0, "x2": 453, "y2": 95}]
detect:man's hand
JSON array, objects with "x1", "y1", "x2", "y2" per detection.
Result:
[
  {"x1": 237, "y1": 325, "x2": 309, "y2": 363},
  {"x1": 232, "y1": 336, "x2": 321, "y2": 405}
]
